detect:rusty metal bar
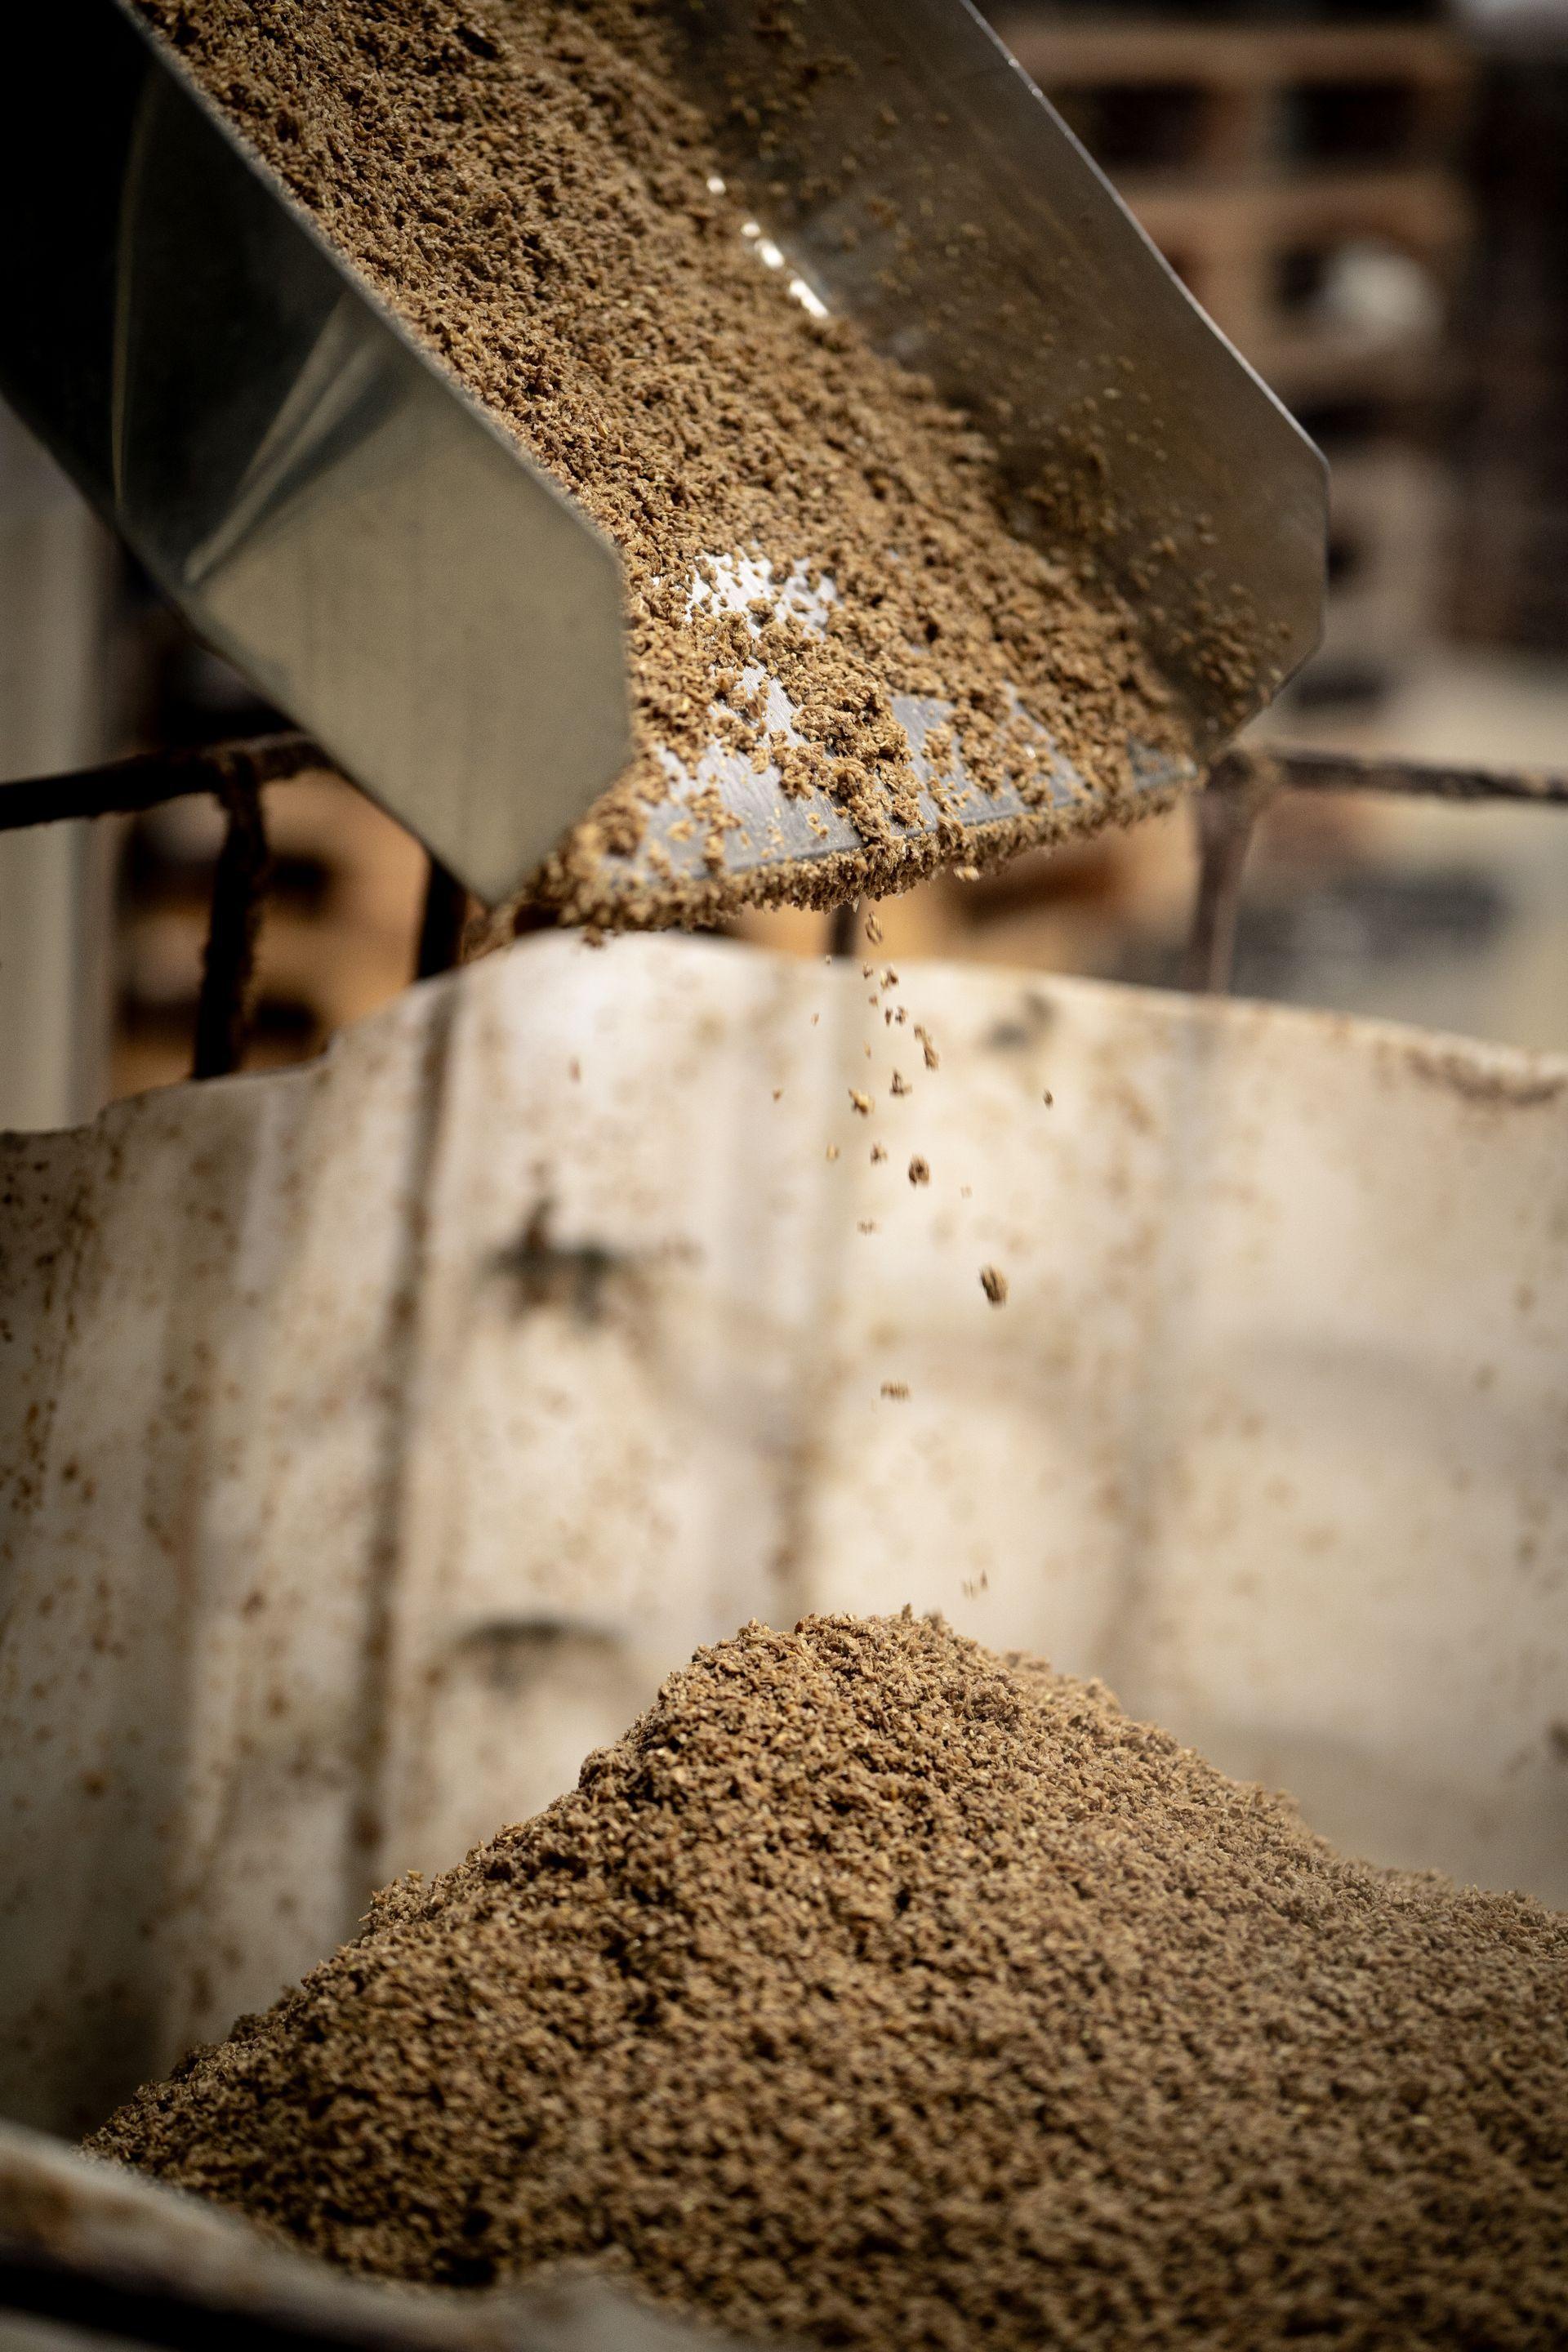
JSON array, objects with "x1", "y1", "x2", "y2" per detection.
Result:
[
  {"x1": 1181, "y1": 742, "x2": 1568, "y2": 997},
  {"x1": 1182, "y1": 751, "x2": 1276, "y2": 996},
  {"x1": 0, "y1": 731, "x2": 332, "y2": 833},
  {"x1": 192, "y1": 768, "x2": 272, "y2": 1081},
  {"x1": 413, "y1": 858, "x2": 470, "y2": 981},
  {"x1": 7, "y1": 734, "x2": 1558, "y2": 841},
  {"x1": 7, "y1": 733, "x2": 1567, "y2": 1034},
  {"x1": 828, "y1": 899, "x2": 861, "y2": 960},
  {"x1": 1232, "y1": 744, "x2": 1568, "y2": 806}
]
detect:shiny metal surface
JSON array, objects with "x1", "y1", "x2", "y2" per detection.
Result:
[
  {"x1": 662, "y1": 0, "x2": 1325, "y2": 752},
  {"x1": 644, "y1": 714, "x2": 1186, "y2": 897},
  {"x1": 0, "y1": 0, "x2": 1322, "y2": 915},
  {"x1": 664, "y1": 0, "x2": 1327, "y2": 748},
  {"x1": 626, "y1": 557, "x2": 1191, "y2": 908},
  {"x1": 625, "y1": 742, "x2": 1189, "y2": 911},
  {"x1": 0, "y1": 0, "x2": 631, "y2": 905}
]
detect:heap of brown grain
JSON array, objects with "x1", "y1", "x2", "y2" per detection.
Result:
[{"x1": 92, "y1": 1613, "x2": 1568, "y2": 2350}]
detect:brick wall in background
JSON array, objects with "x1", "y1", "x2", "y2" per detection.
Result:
[
  {"x1": 1450, "y1": 51, "x2": 1568, "y2": 653},
  {"x1": 987, "y1": 7, "x2": 1474, "y2": 716}
]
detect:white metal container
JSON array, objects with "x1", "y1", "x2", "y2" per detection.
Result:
[{"x1": 2, "y1": 932, "x2": 1565, "y2": 2150}]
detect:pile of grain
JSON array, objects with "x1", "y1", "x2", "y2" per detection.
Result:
[
  {"x1": 133, "y1": 0, "x2": 1188, "y2": 924},
  {"x1": 92, "y1": 1613, "x2": 1568, "y2": 2349}
]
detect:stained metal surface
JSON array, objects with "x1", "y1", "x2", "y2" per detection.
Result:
[
  {"x1": 1, "y1": 2, "x2": 1321, "y2": 914},
  {"x1": 4, "y1": 938, "x2": 1566, "y2": 2143}
]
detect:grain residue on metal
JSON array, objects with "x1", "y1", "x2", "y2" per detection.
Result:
[{"x1": 134, "y1": 0, "x2": 1191, "y2": 926}]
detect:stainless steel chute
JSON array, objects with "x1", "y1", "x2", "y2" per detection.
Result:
[{"x1": 0, "y1": 0, "x2": 1324, "y2": 909}]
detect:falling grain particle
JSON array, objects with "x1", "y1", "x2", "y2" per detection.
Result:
[
  {"x1": 880, "y1": 1381, "x2": 910, "y2": 1400},
  {"x1": 980, "y1": 1265, "x2": 1009, "y2": 1307},
  {"x1": 849, "y1": 1090, "x2": 873, "y2": 1116},
  {"x1": 871, "y1": 1144, "x2": 888, "y2": 1164},
  {"x1": 890, "y1": 1071, "x2": 911, "y2": 1098},
  {"x1": 773, "y1": 1088, "x2": 784, "y2": 1102},
  {"x1": 880, "y1": 968, "x2": 899, "y2": 988},
  {"x1": 861, "y1": 964, "x2": 875, "y2": 980},
  {"x1": 826, "y1": 1144, "x2": 840, "y2": 1162},
  {"x1": 1043, "y1": 1089, "x2": 1054, "y2": 1107},
  {"x1": 568, "y1": 1059, "x2": 581, "y2": 1082},
  {"x1": 908, "y1": 1156, "x2": 930, "y2": 1186},
  {"x1": 915, "y1": 1025, "x2": 939, "y2": 1070},
  {"x1": 858, "y1": 1221, "x2": 878, "y2": 1235},
  {"x1": 865, "y1": 911, "x2": 884, "y2": 945}
]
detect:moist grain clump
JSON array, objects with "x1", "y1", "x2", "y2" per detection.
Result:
[
  {"x1": 132, "y1": 0, "x2": 1190, "y2": 925},
  {"x1": 91, "y1": 1613, "x2": 1568, "y2": 2350}
]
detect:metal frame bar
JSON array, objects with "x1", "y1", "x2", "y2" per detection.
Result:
[
  {"x1": 1184, "y1": 744, "x2": 1568, "y2": 997},
  {"x1": 1238, "y1": 746, "x2": 1568, "y2": 808},
  {"x1": 2, "y1": 734, "x2": 1564, "y2": 1063},
  {"x1": 191, "y1": 767, "x2": 272, "y2": 1081},
  {"x1": 0, "y1": 733, "x2": 477, "y2": 1078},
  {"x1": 414, "y1": 860, "x2": 470, "y2": 982},
  {"x1": 0, "y1": 731, "x2": 327, "y2": 831}
]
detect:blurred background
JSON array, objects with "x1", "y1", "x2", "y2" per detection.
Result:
[{"x1": 2, "y1": 0, "x2": 1565, "y2": 1131}]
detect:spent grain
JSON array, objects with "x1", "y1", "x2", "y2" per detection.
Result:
[
  {"x1": 133, "y1": 0, "x2": 1189, "y2": 924},
  {"x1": 92, "y1": 1614, "x2": 1568, "y2": 2349}
]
